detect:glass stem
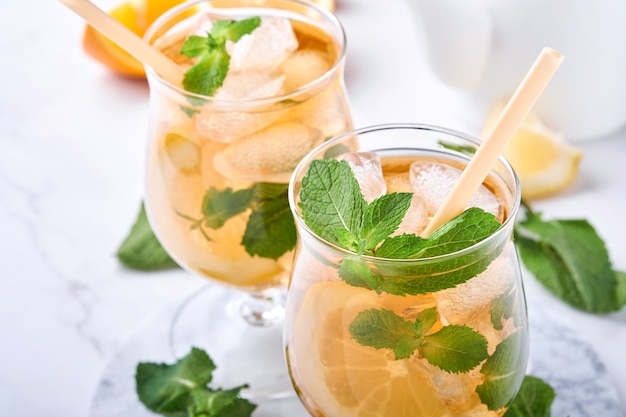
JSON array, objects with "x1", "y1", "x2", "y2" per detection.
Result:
[{"x1": 238, "y1": 290, "x2": 286, "y2": 327}]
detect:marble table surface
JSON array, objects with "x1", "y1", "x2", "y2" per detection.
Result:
[{"x1": 2, "y1": 0, "x2": 626, "y2": 416}]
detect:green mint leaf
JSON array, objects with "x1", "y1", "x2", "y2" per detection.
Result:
[
  {"x1": 338, "y1": 257, "x2": 382, "y2": 291},
  {"x1": 117, "y1": 202, "x2": 179, "y2": 271},
  {"x1": 361, "y1": 192, "x2": 413, "y2": 252},
  {"x1": 438, "y1": 140, "x2": 477, "y2": 156},
  {"x1": 180, "y1": 17, "x2": 260, "y2": 96},
  {"x1": 374, "y1": 233, "x2": 427, "y2": 258},
  {"x1": 136, "y1": 348, "x2": 256, "y2": 417},
  {"x1": 616, "y1": 270, "x2": 626, "y2": 307},
  {"x1": 299, "y1": 159, "x2": 367, "y2": 248},
  {"x1": 136, "y1": 347, "x2": 216, "y2": 414},
  {"x1": 412, "y1": 207, "x2": 501, "y2": 258},
  {"x1": 349, "y1": 308, "x2": 421, "y2": 360},
  {"x1": 180, "y1": 35, "x2": 212, "y2": 58},
  {"x1": 183, "y1": 48, "x2": 231, "y2": 96},
  {"x1": 503, "y1": 375, "x2": 555, "y2": 417},
  {"x1": 187, "y1": 385, "x2": 256, "y2": 417},
  {"x1": 212, "y1": 17, "x2": 261, "y2": 42},
  {"x1": 420, "y1": 325, "x2": 488, "y2": 373},
  {"x1": 201, "y1": 187, "x2": 255, "y2": 229},
  {"x1": 477, "y1": 331, "x2": 528, "y2": 410},
  {"x1": 490, "y1": 289, "x2": 517, "y2": 330},
  {"x1": 242, "y1": 196, "x2": 296, "y2": 259},
  {"x1": 514, "y1": 212, "x2": 620, "y2": 313},
  {"x1": 412, "y1": 306, "x2": 438, "y2": 338}
]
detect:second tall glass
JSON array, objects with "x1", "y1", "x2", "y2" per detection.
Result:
[{"x1": 142, "y1": 0, "x2": 352, "y2": 399}]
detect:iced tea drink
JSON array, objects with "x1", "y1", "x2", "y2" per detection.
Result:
[
  {"x1": 143, "y1": 0, "x2": 352, "y2": 292},
  {"x1": 286, "y1": 124, "x2": 529, "y2": 416}
]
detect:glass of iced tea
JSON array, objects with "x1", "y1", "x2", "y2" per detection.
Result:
[
  {"x1": 286, "y1": 124, "x2": 528, "y2": 416},
  {"x1": 142, "y1": 0, "x2": 352, "y2": 398}
]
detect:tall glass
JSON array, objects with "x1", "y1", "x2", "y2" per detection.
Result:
[
  {"x1": 286, "y1": 124, "x2": 528, "y2": 415},
  {"x1": 143, "y1": 0, "x2": 352, "y2": 398}
]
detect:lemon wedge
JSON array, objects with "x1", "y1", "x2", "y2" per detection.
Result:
[{"x1": 483, "y1": 101, "x2": 584, "y2": 200}]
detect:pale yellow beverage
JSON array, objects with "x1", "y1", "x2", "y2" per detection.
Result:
[
  {"x1": 143, "y1": 0, "x2": 353, "y2": 292},
  {"x1": 286, "y1": 125, "x2": 529, "y2": 416}
]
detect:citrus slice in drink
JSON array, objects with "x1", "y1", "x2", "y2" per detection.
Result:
[
  {"x1": 483, "y1": 102, "x2": 584, "y2": 200},
  {"x1": 290, "y1": 281, "x2": 453, "y2": 417}
]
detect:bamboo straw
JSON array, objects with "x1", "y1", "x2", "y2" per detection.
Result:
[
  {"x1": 58, "y1": 0, "x2": 185, "y2": 84},
  {"x1": 422, "y1": 47, "x2": 564, "y2": 236}
]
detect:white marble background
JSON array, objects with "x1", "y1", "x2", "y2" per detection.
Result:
[{"x1": 1, "y1": 0, "x2": 626, "y2": 416}]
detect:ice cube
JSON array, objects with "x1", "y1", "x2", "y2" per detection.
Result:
[
  {"x1": 215, "y1": 71, "x2": 286, "y2": 101},
  {"x1": 410, "y1": 161, "x2": 502, "y2": 220},
  {"x1": 382, "y1": 171, "x2": 430, "y2": 236},
  {"x1": 412, "y1": 359, "x2": 482, "y2": 411},
  {"x1": 435, "y1": 253, "x2": 515, "y2": 324},
  {"x1": 288, "y1": 87, "x2": 353, "y2": 140},
  {"x1": 227, "y1": 16, "x2": 298, "y2": 72},
  {"x1": 196, "y1": 71, "x2": 288, "y2": 143},
  {"x1": 280, "y1": 49, "x2": 331, "y2": 91},
  {"x1": 196, "y1": 105, "x2": 288, "y2": 144},
  {"x1": 338, "y1": 152, "x2": 387, "y2": 203},
  {"x1": 213, "y1": 122, "x2": 323, "y2": 182}
]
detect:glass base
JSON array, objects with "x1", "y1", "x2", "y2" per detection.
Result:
[{"x1": 168, "y1": 283, "x2": 294, "y2": 400}]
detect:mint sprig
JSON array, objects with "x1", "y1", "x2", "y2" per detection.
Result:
[
  {"x1": 515, "y1": 202, "x2": 624, "y2": 313},
  {"x1": 180, "y1": 17, "x2": 261, "y2": 96},
  {"x1": 298, "y1": 159, "x2": 504, "y2": 295},
  {"x1": 136, "y1": 347, "x2": 256, "y2": 417},
  {"x1": 179, "y1": 183, "x2": 296, "y2": 260},
  {"x1": 349, "y1": 306, "x2": 489, "y2": 373}
]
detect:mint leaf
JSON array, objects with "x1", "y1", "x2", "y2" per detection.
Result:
[
  {"x1": 413, "y1": 306, "x2": 438, "y2": 338},
  {"x1": 348, "y1": 307, "x2": 488, "y2": 372},
  {"x1": 349, "y1": 308, "x2": 421, "y2": 359},
  {"x1": 616, "y1": 271, "x2": 626, "y2": 307},
  {"x1": 183, "y1": 48, "x2": 231, "y2": 96},
  {"x1": 188, "y1": 386, "x2": 256, "y2": 417},
  {"x1": 136, "y1": 347, "x2": 216, "y2": 413},
  {"x1": 338, "y1": 257, "x2": 382, "y2": 291},
  {"x1": 490, "y1": 289, "x2": 517, "y2": 330},
  {"x1": 374, "y1": 233, "x2": 426, "y2": 259},
  {"x1": 180, "y1": 17, "x2": 261, "y2": 96},
  {"x1": 212, "y1": 17, "x2": 261, "y2": 42},
  {"x1": 299, "y1": 159, "x2": 367, "y2": 248},
  {"x1": 477, "y1": 331, "x2": 528, "y2": 410},
  {"x1": 180, "y1": 35, "x2": 212, "y2": 58},
  {"x1": 412, "y1": 207, "x2": 501, "y2": 259},
  {"x1": 242, "y1": 196, "x2": 296, "y2": 259},
  {"x1": 420, "y1": 325, "x2": 489, "y2": 373},
  {"x1": 361, "y1": 192, "x2": 413, "y2": 252},
  {"x1": 136, "y1": 347, "x2": 256, "y2": 417},
  {"x1": 504, "y1": 375, "x2": 555, "y2": 417},
  {"x1": 515, "y1": 210, "x2": 620, "y2": 313},
  {"x1": 117, "y1": 202, "x2": 179, "y2": 271},
  {"x1": 201, "y1": 187, "x2": 255, "y2": 229}
]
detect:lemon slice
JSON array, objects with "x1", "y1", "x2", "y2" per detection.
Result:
[
  {"x1": 483, "y1": 101, "x2": 584, "y2": 200},
  {"x1": 290, "y1": 282, "x2": 471, "y2": 416}
]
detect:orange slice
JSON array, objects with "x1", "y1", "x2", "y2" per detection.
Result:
[
  {"x1": 290, "y1": 282, "x2": 461, "y2": 417},
  {"x1": 82, "y1": 0, "x2": 186, "y2": 78}
]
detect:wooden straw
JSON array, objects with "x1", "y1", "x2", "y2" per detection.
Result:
[
  {"x1": 58, "y1": 0, "x2": 185, "y2": 84},
  {"x1": 422, "y1": 47, "x2": 564, "y2": 236}
]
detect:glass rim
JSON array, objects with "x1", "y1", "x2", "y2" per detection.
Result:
[
  {"x1": 142, "y1": 0, "x2": 348, "y2": 106},
  {"x1": 287, "y1": 122, "x2": 522, "y2": 264}
]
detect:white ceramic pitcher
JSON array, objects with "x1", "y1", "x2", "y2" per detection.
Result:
[{"x1": 407, "y1": 0, "x2": 626, "y2": 141}]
